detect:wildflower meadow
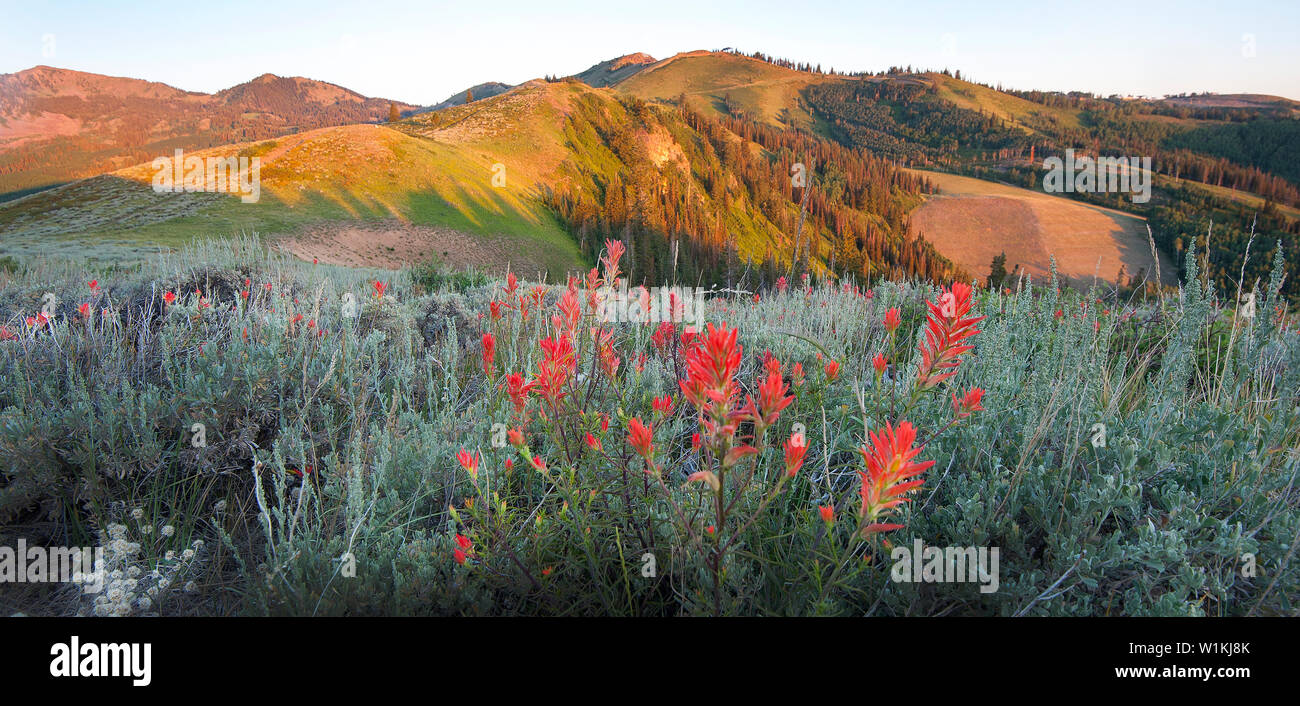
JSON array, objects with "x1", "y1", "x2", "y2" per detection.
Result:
[{"x1": 1, "y1": 234, "x2": 1296, "y2": 617}]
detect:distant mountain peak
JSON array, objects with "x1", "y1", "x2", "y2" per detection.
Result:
[
  {"x1": 571, "y1": 53, "x2": 658, "y2": 88},
  {"x1": 611, "y1": 53, "x2": 656, "y2": 70}
]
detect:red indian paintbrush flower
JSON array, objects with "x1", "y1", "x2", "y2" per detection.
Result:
[
  {"x1": 824, "y1": 360, "x2": 840, "y2": 382},
  {"x1": 585, "y1": 433, "x2": 602, "y2": 451},
  {"x1": 952, "y1": 387, "x2": 985, "y2": 419},
  {"x1": 627, "y1": 417, "x2": 654, "y2": 459},
  {"x1": 455, "y1": 533, "x2": 473, "y2": 550},
  {"x1": 504, "y1": 373, "x2": 532, "y2": 415},
  {"x1": 651, "y1": 322, "x2": 674, "y2": 352},
  {"x1": 530, "y1": 285, "x2": 547, "y2": 310},
  {"x1": 601, "y1": 239, "x2": 626, "y2": 282},
  {"x1": 554, "y1": 278, "x2": 581, "y2": 337},
  {"x1": 481, "y1": 333, "x2": 496, "y2": 377},
  {"x1": 373, "y1": 281, "x2": 387, "y2": 299},
  {"x1": 456, "y1": 449, "x2": 479, "y2": 478},
  {"x1": 585, "y1": 267, "x2": 603, "y2": 314},
  {"x1": 915, "y1": 282, "x2": 984, "y2": 390},
  {"x1": 818, "y1": 505, "x2": 834, "y2": 523},
  {"x1": 533, "y1": 334, "x2": 576, "y2": 407},
  {"x1": 884, "y1": 307, "x2": 901, "y2": 333},
  {"x1": 88, "y1": 280, "x2": 99, "y2": 293},
  {"x1": 595, "y1": 329, "x2": 620, "y2": 379},
  {"x1": 858, "y1": 421, "x2": 935, "y2": 535},
  {"x1": 163, "y1": 291, "x2": 176, "y2": 305},
  {"x1": 872, "y1": 353, "x2": 888, "y2": 376},
  {"x1": 748, "y1": 364, "x2": 793, "y2": 429},
  {"x1": 783, "y1": 433, "x2": 808, "y2": 477},
  {"x1": 679, "y1": 322, "x2": 742, "y2": 414},
  {"x1": 652, "y1": 395, "x2": 674, "y2": 418}
]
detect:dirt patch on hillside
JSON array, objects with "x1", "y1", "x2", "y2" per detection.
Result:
[
  {"x1": 908, "y1": 170, "x2": 1177, "y2": 287},
  {"x1": 273, "y1": 220, "x2": 555, "y2": 274}
]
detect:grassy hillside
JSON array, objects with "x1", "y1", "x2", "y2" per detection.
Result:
[
  {"x1": 0, "y1": 82, "x2": 609, "y2": 275},
  {"x1": 1, "y1": 76, "x2": 954, "y2": 287},
  {"x1": 0, "y1": 66, "x2": 420, "y2": 197},
  {"x1": 926, "y1": 72, "x2": 1082, "y2": 132},
  {"x1": 617, "y1": 51, "x2": 822, "y2": 128}
]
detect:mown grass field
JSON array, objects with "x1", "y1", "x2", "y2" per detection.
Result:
[
  {"x1": 1, "y1": 235, "x2": 1296, "y2": 616},
  {"x1": 906, "y1": 169, "x2": 1178, "y2": 287}
]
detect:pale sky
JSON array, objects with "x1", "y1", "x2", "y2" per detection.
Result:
[{"x1": 2, "y1": 0, "x2": 1297, "y2": 104}]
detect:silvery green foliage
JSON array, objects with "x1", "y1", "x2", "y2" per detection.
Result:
[{"x1": 0, "y1": 235, "x2": 1296, "y2": 616}]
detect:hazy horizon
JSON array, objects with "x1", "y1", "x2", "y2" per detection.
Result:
[{"x1": 1, "y1": 0, "x2": 1297, "y2": 105}]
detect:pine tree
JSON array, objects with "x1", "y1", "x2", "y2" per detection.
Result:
[{"x1": 987, "y1": 252, "x2": 1008, "y2": 288}]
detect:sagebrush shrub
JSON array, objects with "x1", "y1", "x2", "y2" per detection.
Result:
[{"x1": 1, "y1": 235, "x2": 1296, "y2": 616}]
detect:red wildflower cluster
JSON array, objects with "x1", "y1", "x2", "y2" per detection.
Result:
[
  {"x1": 601, "y1": 239, "x2": 626, "y2": 283},
  {"x1": 456, "y1": 449, "x2": 480, "y2": 479},
  {"x1": 504, "y1": 372, "x2": 532, "y2": 416},
  {"x1": 651, "y1": 321, "x2": 675, "y2": 352},
  {"x1": 884, "y1": 307, "x2": 901, "y2": 333},
  {"x1": 858, "y1": 421, "x2": 935, "y2": 535},
  {"x1": 651, "y1": 395, "x2": 674, "y2": 418},
  {"x1": 679, "y1": 323, "x2": 748, "y2": 458},
  {"x1": 824, "y1": 360, "x2": 840, "y2": 383},
  {"x1": 952, "y1": 387, "x2": 985, "y2": 419},
  {"x1": 916, "y1": 282, "x2": 984, "y2": 390},
  {"x1": 553, "y1": 278, "x2": 581, "y2": 338},
  {"x1": 532, "y1": 335, "x2": 576, "y2": 408},
  {"x1": 627, "y1": 417, "x2": 655, "y2": 460},
  {"x1": 595, "y1": 330, "x2": 620, "y2": 379},
  {"x1": 453, "y1": 533, "x2": 473, "y2": 565},
  {"x1": 783, "y1": 433, "x2": 808, "y2": 477},
  {"x1": 481, "y1": 333, "x2": 496, "y2": 377},
  {"x1": 742, "y1": 357, "x2": 793, "y2": 433}
]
